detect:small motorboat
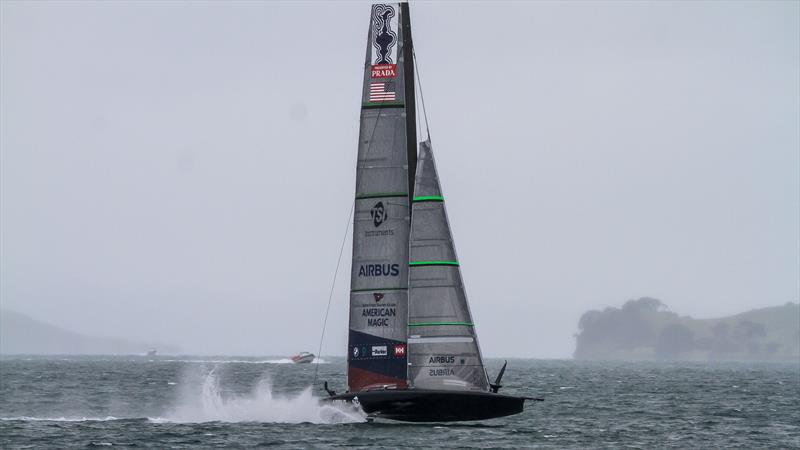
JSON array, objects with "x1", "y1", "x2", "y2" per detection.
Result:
[{"x1": 291, "y1": 352, "x2": 315, "y2": 364}]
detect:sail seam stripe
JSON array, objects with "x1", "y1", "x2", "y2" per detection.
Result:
[
  {"x1": 351, "y1": 288, "x2": 408, "y2": 292},
  {"x1": 362, "y1": 102, "x2": 405, "y2": 109},
  {"x1": 408, "y1": 322, "x2": 474, "y2": 327},
  {"x1": 355, "y1": 192, "x2": 408, "y2": 199},
  {"x1": 412, "y1": 195, "x2": 444, "y2": 202},
  {"x1": 414, "y1": 365, "x2": 484, "y2": 367},
  {"x1": 409, "y1": 261, "x2": 459, "y2": 266}
]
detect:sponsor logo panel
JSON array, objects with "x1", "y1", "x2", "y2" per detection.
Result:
[
  {"x1": 351, "y1": 292, "x2": 403, "y2": 329},
  {"x1": 371, "y1": 63, "x2": 396, "y2": 79},
  {"x1": 352, "y1": 345, "x2": 369, "y2": 359},
  {"x1": 349, "y1": 343, "x2": 407, "y2": 359},
  {"x1": 368, "y1": 4, "x2": 399, "y2": 102},
  {"x1": 362, "y1": 305, "x2": 396, "y2": 327},
  {"x1": 365, "y1": 201, "x2": 395, "y2": 237},
  {"x1": 428, "y1": 355, "x2": 455, "y2": 364},
  {"x1": 358, "y1": 263, "x2": 400, "y2": 277},
  {"x1": 370, "y1": 201, "x2": 387, "y2": 227},
  {"x1": 364, "y1": 229, "x2": 394, "y2": 237}
]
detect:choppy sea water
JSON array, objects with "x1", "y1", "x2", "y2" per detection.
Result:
[{"x1": 0, "y1": 357, "x2": 798, "y2": 448}]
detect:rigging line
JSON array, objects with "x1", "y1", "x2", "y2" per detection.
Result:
[
  {"x1": 412, "y1": 49, "x2": 430, "y2": 141},
  {"x1": 415, "y1": 59, "x2": 422, "y2": 141},
  {"x1": 312, "y1": 88, "x2": 390, "y2": 388},
  {"x1": 416, "y1": 86, "x2": 422, "y2": 142},
  {"x1": 311, "y1": 199, "x2": 354, "y2": 387}
]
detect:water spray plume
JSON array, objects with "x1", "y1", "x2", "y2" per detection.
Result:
[{"x1": 158, "y1": 367, "x2": 364, "y2": 424}]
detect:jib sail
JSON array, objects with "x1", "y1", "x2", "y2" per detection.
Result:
[
  {"x1": 407, "y1": 140, "x2": 491, "y2": 391},
  {"x1": 347, "y1": 3, "x2": 417, "y2": 392}
]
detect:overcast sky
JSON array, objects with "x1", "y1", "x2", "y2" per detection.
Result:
[{"x1": 1, "y1": 1, "x2": 798, "y2": 358}]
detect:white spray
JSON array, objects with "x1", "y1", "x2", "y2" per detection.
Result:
[{"x1": 156, "y1": 367, "x2": 364, "y2": 424}]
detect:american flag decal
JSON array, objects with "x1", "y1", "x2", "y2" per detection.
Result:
[{"x1": 369, "y1": 82, "x2": 396, "y2": 102}]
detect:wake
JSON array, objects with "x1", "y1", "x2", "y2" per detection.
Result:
[
  {"x1": 0, "y1": 416, "x2": 123, "y2": 422},
  {"x1": 158, "y1": 357, "x2": 329, "y2": 364},
  {"x1": 153, "y1": 368, "x2": 364, "y2": 424}
]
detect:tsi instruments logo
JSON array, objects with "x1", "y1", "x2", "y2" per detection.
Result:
[
  {"x1": 371, "y1": 201, "x2": 387, "y2": 227},
  {"x1": 366, "y1": 202, "x2": 394, "y2": 237}
]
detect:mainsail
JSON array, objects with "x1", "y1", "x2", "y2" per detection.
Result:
[
  {"x1": 348, "y1": 3, "x2": 417, "y2": 391},
  {"x1": 407, "y1": 140, "x2": 490, "y2": 391}
]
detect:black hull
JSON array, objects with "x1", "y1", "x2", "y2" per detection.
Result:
[{"x1": 327, "y1": 389, "x2": 527, "y2": 422}]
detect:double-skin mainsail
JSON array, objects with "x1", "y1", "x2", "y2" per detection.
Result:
[{"x1": 348, "y1": 2, "x2": 416, "y2": 391}]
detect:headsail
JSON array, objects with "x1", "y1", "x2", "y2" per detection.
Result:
[
  {"x1": 348, "y1": 3, "x2": 417, "y2": 392},
  {"x1": 407, "y1": 140, "x2": 490, "y2": 391}
]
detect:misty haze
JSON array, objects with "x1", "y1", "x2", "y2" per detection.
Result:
[
  {"x1": 1, "y1": 0, "x2": 798, "y2": 447},
  {"x1": 1, "y1": 1, "x2": 797, "y2": 359}
]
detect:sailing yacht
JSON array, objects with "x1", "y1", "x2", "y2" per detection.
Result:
[{"x1": 325, "y1": 2, "x2": 531, "y2": 422}]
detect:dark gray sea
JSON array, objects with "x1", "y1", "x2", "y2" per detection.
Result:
[{"x1": 0, "y1": 357, "x2": 798, "y2": 448}]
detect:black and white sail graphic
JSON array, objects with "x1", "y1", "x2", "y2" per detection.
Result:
[
  {"x1": 348, "y1": 2, "x2": 416, "y2": 392},
  {"x1": 407, "y1": 140, "x2": 490, "y2": 391}
]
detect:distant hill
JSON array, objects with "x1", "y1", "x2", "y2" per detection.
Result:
[
  {"x1": 574, "y1": 298, "x2": 799, "y2": 362},
  {"x1": 0, "y1": 309, "x2": 180, "y2": 355}
]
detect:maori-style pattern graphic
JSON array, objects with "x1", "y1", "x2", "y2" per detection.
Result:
[{"x1": 372, "y1": 4, "x2": 397, "y2": 64}]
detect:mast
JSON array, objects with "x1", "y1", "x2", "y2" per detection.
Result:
[
  {"x1": 347, "y1": 3, "x2": 416, "y2": 392},
  {"x1": 401, "y1": 2, "x2": 417, "y2": 203}
]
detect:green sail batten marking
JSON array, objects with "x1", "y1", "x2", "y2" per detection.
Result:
[
  {"x1": 408, "y1": 322, "x2": 474, "y2": 327},
  {"x1": 412, "y1": 195, "x2": 444, "y2": 202},
  {"x1": 362, "y1": 102, "x2": 405, "y2": 109},
  {"x1": 351, "y1": 287, "x2": 408, "y2": 292},
  {"x1": 409, "y1": 261, "x2": 459, "y2": 267},
  {"x1": 356, "y1": 192, "x2": 408, "y2": 199}
]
